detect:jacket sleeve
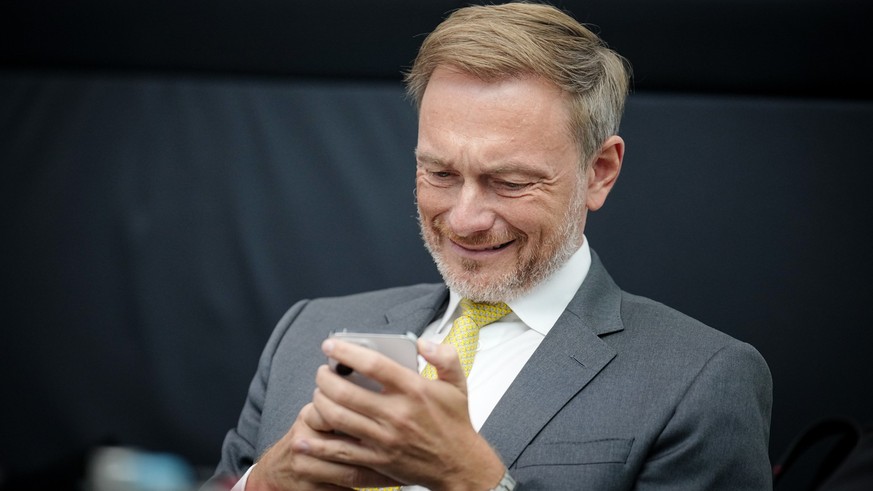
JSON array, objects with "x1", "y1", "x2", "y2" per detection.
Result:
[
  {"x1": 636, "y1": 340, "x2": 774, "y2": 490},
  {"x1": 204, "y1": 299, "x2": 310, "y2": 485}
]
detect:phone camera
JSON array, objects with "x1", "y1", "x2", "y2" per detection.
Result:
[{"x1": 335, "y1": 363, "x2": 353, "y2": 376}]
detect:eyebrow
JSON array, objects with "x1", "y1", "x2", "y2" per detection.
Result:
[
  {"x1": 414, "y1": 150, "x2": 443, "y2": 166},
  {"x1": 489, "y1": 162, "x2": 548, "y2": 178},
  {"x1": 415, "y1": 150, "x2": 549, "y2": 179}
]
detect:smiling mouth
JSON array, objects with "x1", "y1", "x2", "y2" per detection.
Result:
[{"x1": 455, "y1": 239, "x2": 515, "y2": 252}]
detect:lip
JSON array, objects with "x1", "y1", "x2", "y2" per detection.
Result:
[{"x1": 448, "y1": 238, "x2": 516, "y2": 259}]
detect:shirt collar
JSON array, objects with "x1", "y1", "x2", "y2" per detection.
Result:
[{"x1": 437, "y1": 237, "x2": 592, "y2": 336}]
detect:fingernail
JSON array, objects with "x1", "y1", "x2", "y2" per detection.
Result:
[
  {"x1": 422, "y1": 340, "x2": 437, "y2": 355},
  {"x1": 322, "y1": 340, "x2": 334, "y2": 355}
]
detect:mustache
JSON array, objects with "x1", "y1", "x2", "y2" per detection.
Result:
[{"x1": 431, "y1": 218, "x2": 522, "y2": 247}]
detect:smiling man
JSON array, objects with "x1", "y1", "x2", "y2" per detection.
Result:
[
  {"x1": 415, "y1": 68, "x2": 606, "y2": 305},
  {"x1": 208, "y1": 3, "x2": 773, "y2": 490}
]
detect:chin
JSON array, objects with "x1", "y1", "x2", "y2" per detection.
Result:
[{"x1": 439, "y1": 262, "x2": 531, "y2": 304}]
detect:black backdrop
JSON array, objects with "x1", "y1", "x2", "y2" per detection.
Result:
[{"x1": 2, "y1": 0, "x2": 872, "y2": 488}]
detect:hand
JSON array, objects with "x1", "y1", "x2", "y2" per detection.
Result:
[
  {"x1": 296, "y1": 338, "x2": 505, "y2": 491},
  {"x1": 247, "y1": 403, "x2": 399, "y2": 490}
]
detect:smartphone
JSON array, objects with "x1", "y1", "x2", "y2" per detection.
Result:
[{"x1": 327, "y1": 331, "x2": 419, "y2": 392}]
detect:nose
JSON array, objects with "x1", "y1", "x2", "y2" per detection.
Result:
[{"x1": 446, "y1": 183, "x2": 496, "y2": 237}]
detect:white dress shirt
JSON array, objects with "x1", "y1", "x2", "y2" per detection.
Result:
[
  {"x1": 233, "y1": 239, "x2": 592, "y2": 491},
  {"x1": 418, "y1": 237, "x2": 591, "y2": 432}
]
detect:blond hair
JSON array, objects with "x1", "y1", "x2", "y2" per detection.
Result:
[{"x1": 405, "y1": 2, "x2": 630, "y2": 166}]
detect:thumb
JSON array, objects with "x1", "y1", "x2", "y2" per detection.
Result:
[{"x1": 418, "y1": 338, "x2": 467, "y2": 392}]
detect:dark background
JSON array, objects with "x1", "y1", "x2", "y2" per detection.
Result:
[{"x1": 1, "y1": 0, "x2": 871, "y2": 488}]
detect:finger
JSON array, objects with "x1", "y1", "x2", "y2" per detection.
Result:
[
  {"x1": 253, "y1": 414, "x2": 368, "y2": 491},
  {"x1": 292, "y1": 435, "x2": 403, "y2": 488},
  {"x1": 251, "y1": 455, "x2": 352, "y2": 491},
  {"x1": 311, "y1": 379, "x2": 387, "y2": 441},
  {"x1": 316, "y1": 362, "x2": 384, "y2": 412},
  {"x1": 300, "y1": 400, "x2": 333, "y2": 433},
  {"x1": 418, "y1": 338, "x2": 467, "y2": 392},
  {"x1": 272, "y1": 446, "x2": 396, "y2": 490}
]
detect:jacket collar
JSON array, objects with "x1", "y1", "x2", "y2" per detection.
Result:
[
  {"x1": 377, "y1": 251, "x2": 625, "y2": 468},
  {"x1": 383, "y1": 285, "x2": 449, "y2": 335},
  {"x1": 479, "y1": 250, "x2": 625, "y2": 467}
]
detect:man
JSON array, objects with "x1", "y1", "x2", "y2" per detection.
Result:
[{"x1": 209, "y1": 3, "x2": 772, "y2": 490}]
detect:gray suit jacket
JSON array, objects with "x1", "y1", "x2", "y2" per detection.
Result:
[{"x1": 211, "y1": 253, "x2": 773, "y2": 489}]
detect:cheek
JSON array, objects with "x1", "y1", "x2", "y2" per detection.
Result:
[
  {"x1": 498, "y1": 202, "x2": 551, "y2": 236},
  {"x1": 416, "y1": 182, "x2": 451, "y2": 218}
]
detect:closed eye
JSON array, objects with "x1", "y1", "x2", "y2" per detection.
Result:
[
  {"x1": 421, "y1": 169, "x2": 459, "y2": 187},
  {"x1": 494, "y1": 179, "x2": 534, "y2": 194}
]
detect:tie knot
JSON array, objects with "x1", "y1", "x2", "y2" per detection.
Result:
[{"x1": 459, "y1": 298, "x2": 512, "y2": 328}]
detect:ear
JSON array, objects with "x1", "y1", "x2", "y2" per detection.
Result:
[{"x1": 585, "y1": 135, "x2": 624, "y2": 211}]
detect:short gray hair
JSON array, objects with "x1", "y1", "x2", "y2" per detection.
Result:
[{"x1": 405, "y1": 2, "x2": 631, "y2": 166}]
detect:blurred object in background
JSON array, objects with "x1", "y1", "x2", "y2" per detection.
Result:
[{"x1": 86, "y1": 447, "x2": 198, "y2": 491}]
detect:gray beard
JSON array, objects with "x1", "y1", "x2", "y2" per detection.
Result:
[{"x1": 418, "y1": 184, "x2": 585, "y2": 303}]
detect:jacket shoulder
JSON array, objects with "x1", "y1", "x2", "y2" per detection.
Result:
[
  {"x1": 306, "y1": 283, "x2": 445, "y2": 313},
  {"x1": 619, "y1": 291, "x2": 745, "y2": 347}
]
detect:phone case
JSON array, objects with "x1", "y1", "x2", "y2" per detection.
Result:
[{"x1": 327, "y1": 331, "x2": 419, "y2": 391}]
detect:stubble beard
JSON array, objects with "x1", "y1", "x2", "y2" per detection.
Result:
[{"x1": 418, "y1": 183, "x2": 585, "y2": 303}]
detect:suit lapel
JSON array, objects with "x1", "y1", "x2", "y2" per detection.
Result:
[
  {"x1": 479, "y1": 252, "x2": 624, "y2": 467},
  {"x1": 382, "y1": 286, "x2": 449, "y2": 335}
]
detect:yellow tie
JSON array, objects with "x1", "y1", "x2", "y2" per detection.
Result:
[
  {"x1": 422, "y1": 298, "x2": 513, "y2": 380},
  {"x1": 359, "y1": 299, "x2": 511, "y2": 491}
]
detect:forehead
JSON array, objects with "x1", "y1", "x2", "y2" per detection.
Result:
[
  {"x1": 417, "y1": 67, "x2": 579, "y2": 169},
  {"x1": 420, "y1": 67, "x2": 571, "y2": 123}
]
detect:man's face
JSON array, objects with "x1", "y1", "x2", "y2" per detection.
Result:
[{"x1": 416, "y1": 67, "x2": 589, "y2": 303}]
